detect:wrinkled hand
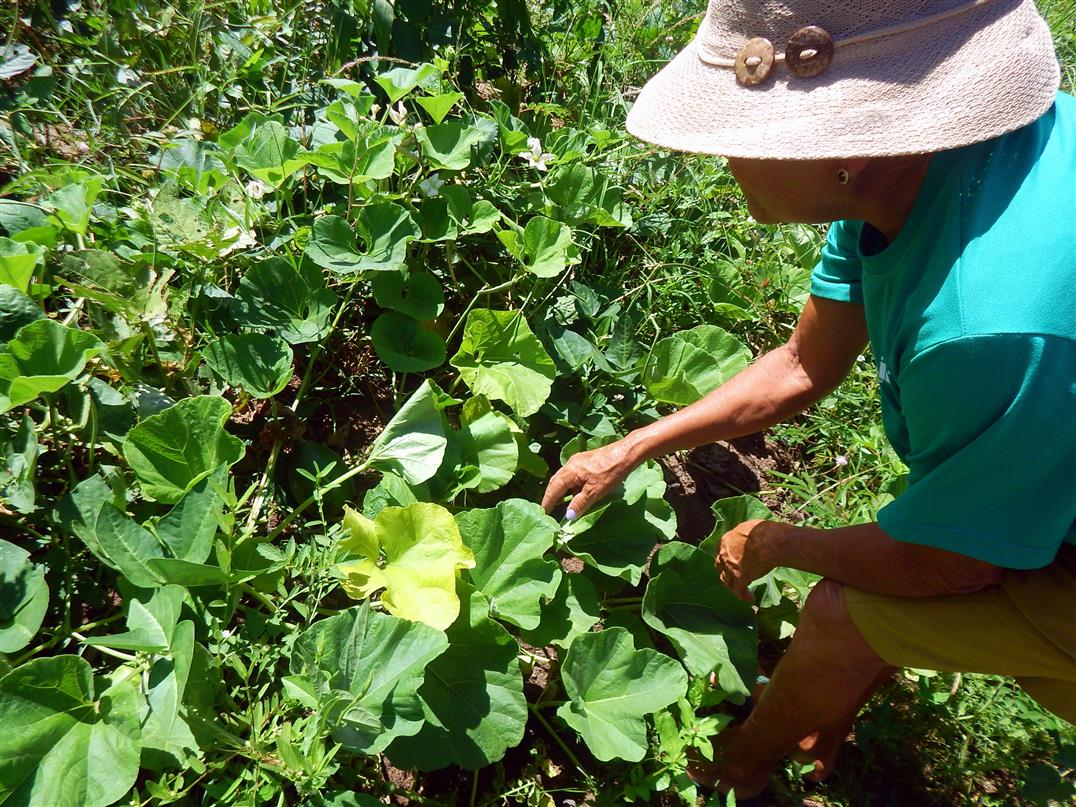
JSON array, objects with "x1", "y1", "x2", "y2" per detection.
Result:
[
  {"x1": 541, "y1": 439, "x2": 639, "y2": 520},
  {"x1": 714, "y1": 518, "x2": 780, "y2": 603}
]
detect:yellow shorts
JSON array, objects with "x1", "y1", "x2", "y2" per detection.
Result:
[{"x1": 844, "y1": 544, "x2": 1076, "y2": 723}]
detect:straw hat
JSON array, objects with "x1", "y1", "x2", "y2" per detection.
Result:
[{"x1": 625, "y1": 0, "x2": 1060, "y2": 159}]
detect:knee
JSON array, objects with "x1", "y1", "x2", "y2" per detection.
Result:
[{"x1": 796, "y1": 580, "x2": 884, "y2": 667}]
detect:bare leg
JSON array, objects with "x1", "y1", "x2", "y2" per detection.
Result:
[{"x1": 689, "y1": 580, "x2": 894, "y2": 797}]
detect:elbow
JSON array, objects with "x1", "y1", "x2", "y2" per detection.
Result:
[{"x1": 907, "y1": 546, "x2": 1004, "y2": 596}]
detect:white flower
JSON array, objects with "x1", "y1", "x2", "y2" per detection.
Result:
[
  {"x1": 418, "y1": 173, "x2": 445, "y2": 198},
  {"x1": 834, "y1": 455, "x2": 849, "y2": 467},
  {"x1": 518, "y1": 136, "x2": 554, "y2": 172},
  {"x1": 388, "y1": 101, "x2": 408, "y2": 126},
  {"x1": 369, "y1": 103, "x2": 382, "y2": 118},
  {"x1": 245, "y1": 179, "x2": 268, "y2": 199}
]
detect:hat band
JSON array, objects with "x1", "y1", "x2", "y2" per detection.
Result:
[{"x1": 698, "y1": 0, "x2": 1000, "y2": 84}]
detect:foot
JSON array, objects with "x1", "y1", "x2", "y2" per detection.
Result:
[{"x1": 685, "y1": 725, "x2": 772, "y2": 799}]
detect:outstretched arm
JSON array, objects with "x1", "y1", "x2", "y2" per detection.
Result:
[{"x1": 541, "y1": 295, "x2": 869, "y2": 517}]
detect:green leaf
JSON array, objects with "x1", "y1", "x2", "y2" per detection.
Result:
[
  {"x1": 520, "y1": 573, "x2": 601, "y2": 650},
  {"x1": 336, "y1": 503, "x2": 475, "y2": 630},
  {"x1": 450, "y1": 309, "x2": 557, "y2": 417},
  {"x1": 415, "y1": 122, "x2": 484, "y2": 171},
  {"x1": 229, "y1": 118, "x2": 307, "y2": 186},
  {"x1": 0, "y1": 539, "x2": 49, "y2": 653},
  {"x1": 45, "y1": 179, "x2": 103, "y2": 236},
  {"x1": 94, "y1": 504, "x2": 167, "y2": 588},
  {"x1": 0, "y1": 319, "x2": 103, "y2": 413},
  {"x1": 455, "y1": 499, "x2": 561, "y2": 629},
  {"x1": 292, "y1": 603, "x2": 449, "y2": 754},
  {"x1": 416, "y1": 92, "x2": 465, "y2": 124},
  {"x1": 455, "y1": 396, "x2": 519, "y2": 493},
  {"x1": 370, "y1": 312, "x2": 445, "y2": 373},
  {"x1": 203, "y1": 333, "x2": 294, "y2": 399},
  {"x1": 0, "y1": 237, "x2": 45, "y2": 292},
  {"x1": 557, "y1": 628, "x2": 687, "y2": 762},
  {"x1": 0, "y1": 285, "x2": 44, "y2": 343},
  {"x1": 305, "y1": 205, "x2": 419, "y2": 274},
  {"x1": 545, "y1": 164, "x2": 632, "y2": 228},
  {"x1": 83, "y1": 585, "x2": 184, "y2": 652},
  {"x1": 0, "y1": 414, "x2": 40, "y2": 513},
  {"x1": 0, "y1": 656, "x2": 141, "y2": 807},
  {"x1": 642, "y1": 542, "x2": 757, "y2": 696},
  {"x1": 366, "y1": 379, "x2": 450, "y2": 485},
  {"x1": 311, "y1": 137, "x2": 397, "y2": 185},
  {"x1": 146, "y1": 558, "x2": 228, "y2": 587},
  {"x1": 564, "y1": 498, "x2": 662, "y2": 585},
  {"x1": 122, "y1": 396, "x2": 244, "y2": 503},
  {"x1": 698, "y1": 496, "x2": 774, "y2": 558},
  {"x1": 641, "y1": 324, "x2": 752, "y2": 406},
  {"x1": 139, "y1": 621, "x2": 198, "y2": 769},
  {"x1": 371, "y1": 271, "x2": 443, "y2": 321},
  {"x1": 386, "y1": 585, "x2": 526, "y2": 770},
  {"x1": 55, "y1": 471, "x2": 126, "y2": 565},
  {"x1": 233, "y1": 258, "x2": 337, "y2": 344},
  {"x1": 499, "y1": 216, "x2": 577, "y2": 278},
  {"x1": 443, "y1": 185, "x2": 500, "y2": 235},
  {"x1": 373, "y1": 63, "x2": 439, "y2": 103},
  {"x1": 154, "y1": 470, "x2": 226, "y2": 563}
]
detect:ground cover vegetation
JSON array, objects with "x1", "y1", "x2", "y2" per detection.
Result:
[{"x1": 1, "y1": 0, "x2": 1074, "y2": 805}]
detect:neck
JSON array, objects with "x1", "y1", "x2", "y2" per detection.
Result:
[{"x1": 857, "y1": 154, "x2": 933, "y2": 246}]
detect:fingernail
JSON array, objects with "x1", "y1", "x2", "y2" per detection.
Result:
[{"x1": 565, "y1": 508, "x2": 577, "y2": 522}]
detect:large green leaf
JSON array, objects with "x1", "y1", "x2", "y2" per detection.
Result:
[
  {"x1": 203, "y1": 333, "x2": 294, "y2": 399},
  {"x1": 139, "y1": 621, "x2": 198, "y2": 769},
  {"x1": 226, "y1": 116, "x2": 307, "y2": 186},
  {"x1": 0, "y1": 285, "x2": 43, "y2": 343},
  {"x1": 519, "y1": 573, "x2": 601, "y2": 650},
  {"x1": 122, "y1": 396, "x2": 244, "y2": 503},
  {"x1": 642, "y1": 542, "x2": 757, "y2": 697},
  {"x1": 153, "y1": 470, "x2": 226, "y2": 564},
  {"x1": 305, "y1": 205, "x2": 419, "y2": 274},
  {"x1": 498, "y1": 216, "x2": 578, "y2": 278},
  {"x1": 336, "y1": 503, "x2": 475, "y2": 630},
  {"x1": 386, "y1": 585, "x2": 527, "y2": 770},
  {"x1": 557, "y1": 628, "x2": 687, "y2": 762},
  {"x1": 0, "y1": 319, "x2": 103, "y2": 413},
  {"x1": 370, "y1": 312, "x2": 445, "y2": 373},
  {"x1": 83, "y1": 585, "x2": 185, "y2": 653},
  {"x1": 455, "y1": 499, "x2": 561, "y2": 629},
  {"x1": 366, "y1": 379, "x2": 450, "y2": 485},
  {"x1": 233, "y1": 258, "x2": 337, "y2": 344},
  {"x1": 370, "y1": 271, "x2": 443, "y2": 321},
  {"x1": 416, "y1": 91, "x2": 464, "y2": 124},
  {"x1": 373, "y1": 63, "x2": 439, "y2": 103},
  {"x1": 0, "y1": 237, "x2": 45, "y2": 292},
  {"x1": 545, "y1": 164, "x2": 632, "y2": 228},
  {"x1": 93, "y1": 504, "x2": 167, "y2": 588},
  {"x1": 641, "y1": 324, "x2": 752, "y2": 406},
  {"x1": 292, "y1": 603, "x2": 448, "y2": 754},
  {"x1": 0, "y1": 656, "x2": 141, "y2": 807},
  {"x1": 455, "y1": 395, "x2": 519, "y2": 493},
  {"x1": 0, "y1": 539, "x2": 49, "y2": 653},
  {"x1": 415, "y1": 122, "x2": 484, "y2": 171},
  {"x1": 1, "y1": 414, "x2": 39, "y2": 513},
  {"x1": 450, "y1": 309, "x2": 557, "y2": 417}
]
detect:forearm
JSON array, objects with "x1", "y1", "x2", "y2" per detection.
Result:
[
  {"x1": 757, "y1": 521, "x2": 1003, "y2": 597},
  {"x1": 623, "y1": 342, "x2": 828, "y2": 464}
]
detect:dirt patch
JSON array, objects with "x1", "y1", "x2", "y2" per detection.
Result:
[{"x1": 661, "y1": 432, "x2": 789, "y2": 544}]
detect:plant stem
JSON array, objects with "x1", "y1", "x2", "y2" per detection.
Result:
[
  {"x1": 263, "y1": 459, "x2": 370, "y2": 542},
  {"x1": 527, "y1": 702, "x2": 592, "y2": 784}
]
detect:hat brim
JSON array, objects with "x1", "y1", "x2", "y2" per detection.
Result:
[{"x1": 625, "y1": 0, "x2": 1059, "y2": 159}]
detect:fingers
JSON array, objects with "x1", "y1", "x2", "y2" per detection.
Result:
[
  {"x1": 565, "y1": 485, "x2": 599, "y2": 521},
  {"x1": 541, "y1": 465, "x2": 581, "y2": 515}
]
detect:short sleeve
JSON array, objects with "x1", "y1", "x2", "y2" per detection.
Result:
[
  {"x1": 810, "y1": 219, "x2": 865, "y2": 304},
  {"x1": 877, "y1": 334, "x2": 1076, "y2": 569}
]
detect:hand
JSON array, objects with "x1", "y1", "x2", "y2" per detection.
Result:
[
  {"x1": 541, "y1": 439, "x2": 639, "y2": 520},
  {"x1": 714, "y1": 518, "x2": 781, "y2": 603}
]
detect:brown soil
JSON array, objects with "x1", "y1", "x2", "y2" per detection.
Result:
[{"x1": 660, "y1": 432, "x2": 790, "y2": 544}]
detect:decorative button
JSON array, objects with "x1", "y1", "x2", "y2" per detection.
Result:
[
  {"x1": 734, "y1": 37, "x2": 776, "y2": 86},
  {"x1": 785, "y1": 26, "x2": 834, "y2": 77}
]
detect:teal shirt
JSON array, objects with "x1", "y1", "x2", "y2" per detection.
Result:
[{"x1": 811, "y1": 91, "x2": 1076, "y2": 570}]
